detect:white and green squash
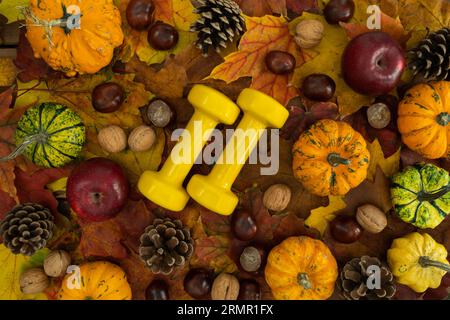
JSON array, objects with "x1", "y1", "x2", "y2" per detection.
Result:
[
  {"x1": 391, "y1": 163, "x2": 450, "y2": 229},
  {"x1": 1, "y1": 103, "x2": 85, "y2": 168}
]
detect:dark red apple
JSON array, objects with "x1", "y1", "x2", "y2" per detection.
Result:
[
  {"x1": 342, "y1": 32, "x2": 406, "y2": 96},
  {"x1": 67, "y1": 158, "x2": 129, "y2": 222}
]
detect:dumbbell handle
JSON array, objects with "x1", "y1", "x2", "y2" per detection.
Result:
[
  {"x1": 159, "y1": 111, "x2": 217, "y2": 185},
  {"x1": 209, "y1": 114, "x2": 266, "y2": 190}
]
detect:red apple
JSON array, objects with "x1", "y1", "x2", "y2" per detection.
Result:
[
  {"x1": 67, "y1": 158, "x2": 129, "y2": 222},
  {"x1": 342, "y1": 32, "x2": 406, "y2": 96}
]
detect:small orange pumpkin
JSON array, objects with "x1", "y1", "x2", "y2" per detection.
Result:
[
  {"x1": 58, "y1": 261, "x2": 132, "y2": 300},
  {"x1": 292, "y1": 119, "x2": 370, "y2": 196},
  {"x1": 265, "y1": 236, "x2": 338, "y2": 300},
  {"x1": 25, "y1": 0, "x2": 124, "y2": 76},
  {"x1": 398, "y1": 81, "x2": 450, "y2": 159}
]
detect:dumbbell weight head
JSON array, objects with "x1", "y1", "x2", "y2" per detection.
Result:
[{"x1": 138, "y1": 85, "x2": 240, "y2": 212}]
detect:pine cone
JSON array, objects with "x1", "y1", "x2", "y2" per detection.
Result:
[
  {"x1": 408, "y1": 27, "x2": 450, "y2": 81},
  {"x1": 339, "y1": 256, "x2": 396, "y2": 300},
  {"x1": 190, "y1": 0, "x2": 245, "y2": 55},
  {"x1": 0, "y1": 203, "x2": 54, "y2": 256},
  {"x1": 139, "y1": 218, "x2": 194, "y2": 275}
]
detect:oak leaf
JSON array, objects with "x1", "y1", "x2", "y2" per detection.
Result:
[
  {"x1": 291, "y1": 12, "x2": 373, "y2": 115},
  {"x1": 210, "y1": 15, "x2": 314, "y2": 105}
]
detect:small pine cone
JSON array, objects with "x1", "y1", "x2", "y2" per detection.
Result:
[
  {"x1": 408, "y1": 27, "x2": 450, "y2": 81},
  {"x1": 190, "y1": 0, "x2": 245, "y2": 55},
  {"x1": 339, "y1": 256, "x2": 396, "y2": 300},
  {"x1": 139, "y1": 218, "x2": 194, "y2": 275},
  {"x1": 0, "y1": 203, "x2": 55, "y2": 256}
]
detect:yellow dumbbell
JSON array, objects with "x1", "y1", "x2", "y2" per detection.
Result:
[
  {"x1": 138, "y1": 85, "x2": 240, "y2": 212},
  {"x1": 187, "y1": 88, "x2": 289, "y2": 215}
]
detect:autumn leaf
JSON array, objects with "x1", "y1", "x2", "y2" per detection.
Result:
[
  {"x1": 79, "y1": 219, "x2": 128, "y2": 260},
  {"x1": 0, "y1": 0, "x2": 28, "y2": 23},
  {"x1": 0, "y1": 58, "x2": 17, "y2": 86},
  {"x1": 0, "y1": 244, "x2": 48, "y2": 300},
  {"x1": 14, "y1": 166, "x2": 73, "y2": 216},
  {"x1": 210, "y1": 15, "x2": 314, "y2": 105},
  {"x1": 305, "y1": 196, "x2": 347, "y2": 235},
  {"x1": 118, "y1": 0, "x2": 198, "y2": 65},
  {"x1": 191, "y1": 235, "x2": 238, "y2": 274},
  {"x1": 291, "y1": 12, "x2": 373, "y2": 115},
  {"x1": 397, "y1": 0, "x2": 450, "y2": 47},
  {"x1": 0, "y1": 84, "x2": 40, "y2": 203},
  {"x1": 233, "y1": 0, "x2": 287, "y2": 17},
  {"x1": 366, "y1": 139, "x2": 401, "y2": 180},
  {"x1": 341, "y1": 0, "x2": 410, "y2": 47},
  {"x1": 286, "y1": 0, "x2": 319, "y2": 15}
]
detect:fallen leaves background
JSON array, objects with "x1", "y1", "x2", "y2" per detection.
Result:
[{"x1": 0, "y1": 0, "x2": 449, "y2": 301}]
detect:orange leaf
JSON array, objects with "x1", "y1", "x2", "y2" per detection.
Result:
[
  {"x1": 341, "y1": 11, "x2": 410, "y2": 47},
  {"x1": 233, "y1": 0, "x2": 287, "y2": 17},
  {"x1": 209, "y1": 15, "x2": 314, "y2": 105},
  {"x1": 0, "y1": 87, "x2": 39, "y2": 203}
]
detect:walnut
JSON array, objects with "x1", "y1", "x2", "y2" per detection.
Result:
[
  {"x1": 263, "y1": 184, "x2": 291, "y2": 212},
  {"x1": 211, "y1": 273, "x2": 240, "y2": 300},
  {"x1": 44, "y1": 250, "x2": 71, "y2": 277},
  {"x1": 367, "y1": 103, "x2": 391, "y2": 129},
  {"x1": 98, "y1": 125, "x2": 127, "y2": 153},
  {"x1": 295, "y1": 19, "x2": 324, "y2": 49},
  {"x1": 20, "y1": 268, "x2": 49, "y2": 294},
  {"x1": 128, "y1": 125, "x2": 156, "y2": 152},
  {"x1": 356, "y1": 204, "x2": 387, "y2": 234}
]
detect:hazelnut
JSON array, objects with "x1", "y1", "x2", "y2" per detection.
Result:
[
  {"x1": 145, "y1": 99, "x2": 173, "y2": 128},
  {"x1": 128, "y1": 125, "x2": 156, "y2": 152},
  {"x1": 20, "y1": 268, "x2": 49, "y2": 294},
  {"x1": 367, "y1": 102, "x2": 391, "y2": 129},
  {"x1": 211, "y1": 273, "x2": 240, "y2": 300},
  {"x1": 240, "y1": 247, "x2": 262, "y2": 272},
  {"x1": 98, "y1": 125, "x2": 127, "y2": 153},
  {"x1": 356, "y1": 204, "x2": 387, "y2": 234},
  {"x1": 295, "y1": 19, "x2": 324, "y2": 49},
  {"x1": 263, "y1": 184, "x2": 291, "y2": 212},
  {"x1": 44, "y1": 250, "x2": 71, "y2": 277}
]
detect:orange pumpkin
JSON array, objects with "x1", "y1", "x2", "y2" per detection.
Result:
[
  {"x1": 58, "y1": 261, "x2": 132, "y2": 300},
  {"x1": 25, "y1": 0, "x2": 124, "y2": 76},
  {"x1": 265, "y1": 236, "x2": 338, "y2": 300},
  {"x1": 292, "y1": 119, "x2": 370, "y2": 196},
  {"x1": 398, "y1": 81, "x2": 450, "y2": 159}
]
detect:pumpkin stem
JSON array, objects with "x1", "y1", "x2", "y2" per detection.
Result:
[
  {"x1": 297, "y1": 273, "x2": 312, "y2": 290},
  {"x1": 0, "y1": 133, "x2": 48, "y2": 163},
  {"x1": 327, "y1": 153, "x2": 350, "y2": 167},
  {"x1": 419, "y1": 256, "x2": 450, "y2": 273},
  {"x1": 436, "y1": 112, "x2": 449, "y2": 126}
]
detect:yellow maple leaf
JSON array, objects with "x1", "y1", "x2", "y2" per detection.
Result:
[
  {"x1": 366, "y1": 139, "x2": 401, "y2": 181},
  {"x1": 118, "y1": 0, "x2": 198, "y2": 65},
  {"x1": 305, "y1": 196, "x2": 347, "y2": 235},
  {"x1": 0, "y1": 245, "x2": 48, "y2": 300},
  {"x1": 291, "y1": 12, "x2": 373, "y2": 115},
  {"x1": 209, "y1": 15, "x2": 314, "y2": 105}
]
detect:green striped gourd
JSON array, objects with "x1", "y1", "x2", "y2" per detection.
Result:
[
  {"x1": 5, "y1": 103, "x2": 85, "y2": 168},
  {"x1": 391, "y1": 163, "x2": 450, "y2": 229}
]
